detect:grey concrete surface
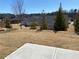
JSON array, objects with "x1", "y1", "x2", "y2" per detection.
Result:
[{"x1": 5, "y1": 43, "x2": 79, "y2": 59}]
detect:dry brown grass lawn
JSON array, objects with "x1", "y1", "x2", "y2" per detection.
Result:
[{"x1": 0, "y1": 24, "x2": 79, "y2": 59}]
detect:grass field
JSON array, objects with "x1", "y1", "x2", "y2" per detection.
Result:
[{"x1": 0, "y1": 24, "x2": 79, "y2": 59}]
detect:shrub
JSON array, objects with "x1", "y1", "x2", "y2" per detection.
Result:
[
  {"x1": 30, "y1": 22, "x2": 37, "y2": 29},
  {"x1": 4, "y1": 19, "x2": 12, "y2": 28},
  {"x1": 40, "y1": 11, "x2": 48, "y2": 30}
]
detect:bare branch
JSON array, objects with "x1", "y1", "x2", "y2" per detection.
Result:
[{"x1": 12, "y1": 0, "x2": 25, "y2": 15}]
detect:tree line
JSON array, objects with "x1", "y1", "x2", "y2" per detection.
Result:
[{"x1": 0, "y1": 0, "x2": 79, "y2": 34}]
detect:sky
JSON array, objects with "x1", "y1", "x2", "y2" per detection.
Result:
[{"x1": 0, "y1": 0, "x2": 79, "y2": 14}]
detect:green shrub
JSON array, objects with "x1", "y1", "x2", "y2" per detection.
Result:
[
  {"x1": 40, "y1": 12, "x2": 48, "y2": 30},
  {"x1": 30, "y1": 22, "x2": 37, "y2": 29},
  {"x1": 4, "y1": 18, "x2": 12, "y2": 28}
]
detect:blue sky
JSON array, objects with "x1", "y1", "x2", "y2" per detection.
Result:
[{"x1": 0, "y1": 0, "x2": 79, "y2": 14}]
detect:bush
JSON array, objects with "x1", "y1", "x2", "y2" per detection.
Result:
[
  {"x1": 40, "y1": 21, "x2": 48, "y2": 30},
  {"x1": 4, "y1": 19, "x2": 12, "y2": 28},
  {"x1": 30, "y1": 22, "x2": 37, "y2": 29},
  {"x1": 40, "y1": 12, "x2": 48, "y2": 30}
]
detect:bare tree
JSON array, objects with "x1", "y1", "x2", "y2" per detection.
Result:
[
  {"x1": 12, "y1": 0, "x2": 25, "y2": 29},
  {"x1": 12, "y1": 0, "x2": 25, "y2": 15}
]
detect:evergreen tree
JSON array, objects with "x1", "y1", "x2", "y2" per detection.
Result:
[
  {"x1": 74, "y1": 12, "x2": 79, "y2": 33},
  {"x1": 54, "y1": 3, "x2": 68, "y2": 31}
]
